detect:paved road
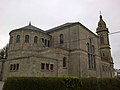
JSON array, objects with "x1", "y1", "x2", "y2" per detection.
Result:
[{"x1": 0, "y1": 82, "x2": 4, "y2": 90}]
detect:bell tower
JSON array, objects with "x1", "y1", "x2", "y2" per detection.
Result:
[{"x1": 96, "y1": 14, "x2": 114, "y2": 77}]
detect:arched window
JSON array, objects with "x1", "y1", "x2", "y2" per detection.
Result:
[
  {"x1": 10, "y1": 64, "x2": 13, "y2": 70},
  {"x1": 16, "y1": 64, "x2": 19, "y2": 70},
  {"x1": 48, "y1": 40, "x2": 50, "y2": 47},
  {"x1": 103, "y1": 53, "x2": 105, "y2": 57},
  {"x1": 63, "y1": 57, "x2": 66, "y2": 67},
  {"x1": 50, "y1": 64, "x2": 53, "y2": 70},
  {"x1": 16, "y1": 35, "x2": 20, "y2": 43},
  {"x1": 10, "y1": 36, "x2": 13, "y2": 44},
  {"x1": 45, "y1": 39, "x2": 47, "y2": 46},
  {"x1": 92, "y1": 45, "x2": 95, "y2": 54},
  {"x1": 34, "y1": 36, "x2": 38, "y2": 43},
  {"x1": 87, "y1": 43, "x2": 90, "y2": 52},
  {"x1": 42, "y1": 38, "x2": 44, "y2": 43},
  {"x1": 25, "y1": 35, "x2": 29, "y2": 43},
  {"x1": 13, "y1": 64, "x2": 16, "y2": 70},
  {"x1": 87, "y1": 41, "x2": 96, "y2": 69},
  {"x1": 60, "y1": 34, "x2": 64, "y2": 44}
]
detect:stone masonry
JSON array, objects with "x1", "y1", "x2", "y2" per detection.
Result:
[{"x1": 0, "y1": 15, "x2": 114, "y2": 81}]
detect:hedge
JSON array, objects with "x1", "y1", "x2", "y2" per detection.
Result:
[{"x1": 3, "y1": 77, "x2": 120, "y2": 90}]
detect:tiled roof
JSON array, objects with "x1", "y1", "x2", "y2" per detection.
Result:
[
  {"x1": 46, "y1": 22, "x2": 79, "y2": 33},
  {"x1": 46, "y1": 22, "x2": 97, "y2": 37},
  {"x1": 18, "y1": 23, "x2": 45, "y2": 33}
]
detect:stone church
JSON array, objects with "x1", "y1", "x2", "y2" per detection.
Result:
[{"x1": 0, "y1": 15, "x2": 114, "y2": 80}]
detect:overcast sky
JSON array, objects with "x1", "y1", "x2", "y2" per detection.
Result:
[{"x1": 0, "y1": 0, "x2": 120, "y2": 69}]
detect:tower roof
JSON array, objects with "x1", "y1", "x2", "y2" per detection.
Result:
[
  {"x1": 18, "y1": 22, "x2": 44, "y2": 32},
  {"x1": 98, "y1": 15, "x2": 106, "y2": 28},
  {"x1": 10, "y1": 22, "x2": 47, "y2": 35},
  {"x1": 96, "y1": 15, "x2": 108, "y2": 33}
]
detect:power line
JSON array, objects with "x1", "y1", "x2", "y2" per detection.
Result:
[
  {"x1": 109, "y1": 31, "x2": 120, "y2": 35},
  {"x1": 1, "y1": 30, "x2": 120, "y2": 48},
  {"x1": 53, "y1": 30, "x2": 120, "y2": 45}
]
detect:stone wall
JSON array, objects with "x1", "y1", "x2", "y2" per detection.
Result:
[
  {"x1": 1, "y1": 47, "x2": 69, "y2": 80},
  {"x1": 8, "y1": 29, "x2": 51, "y2": 60}
]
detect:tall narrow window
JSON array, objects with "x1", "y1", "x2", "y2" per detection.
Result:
[
  {"x1": 100, "y1": 36, "x2": 104, "y2": 44},
  {"x1": 13, "y1": 64, "x2": 16, "y2": 70},
  {"x1": 25, "y1": 35, "x2": 29, "y2": 43},
  {"x1": 48, "y1": 40, "x2": 50, "y2": 47},
  {"x1": 34, "y1": 36, "x2": 38, "y2": 43},
  {"x1": 45, "y1": 39, "x2": 47, "y2": 46},
  {"x1": 10, "y1": 36, "x2": 13, "y2": 44},
  {"x1": 92, "y1": 45, "x2": 95, "y2": 54},
  {"x1": 16, "y1": 35, "x2": 20, "y2": 43},
  {"x1": 88, "y1": 54, "x2": 91, "y2": 68},
  {"x1": 87, "y1": 43, "x2": 90, "y2": 52},
  {"x1": 50, "y1": 64, "x2": 53, "y2": 70},
  {"x1": 103, "y1": 53, "x2": 105, "y2": 57},
  {"x1": 10, "y1": 64, "x2": 13, "y2": 70},
  {"x1": 42, "y1": 38, "x2": 44, "y2": 43},
  {"x1": 60, "y1": 34, "x2": 64, "y2": 44},
  {"x1": 16, "y1": 64, "x2": 19, "y2": 70},
  {"x1": 87, "y1": 41, "x2": 96, "y2": 69},
  {"x1": 41, "y1": 63, "x2": 45, "y2": 70},
  {"x1": 46, "y1": 64, "x2": 49, "y2": 70},
  {"x1": 63, "y1": 57, "x2": 66, "y2": 67},
  {"x1": 87, "y1": 43, "x2": 91, "y2": 68}
]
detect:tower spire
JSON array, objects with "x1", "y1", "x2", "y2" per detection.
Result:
[
  {"x1": 96, "y1": 14, "x2": 114, "y2": 77},
  {"x1": 96, "y1": 13, "x2": 108, "y2": 33},
  {"x1": 99, "y1": 11, "x2": 101, "y2": 15},
  {"x1": 99, "y1": 11, "x2": 102, "y2": 19}
]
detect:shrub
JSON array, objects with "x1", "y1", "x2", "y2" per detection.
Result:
[
  {"x1": 3, "y1": 77, "x2": 120, "y2": 90},
  {"x1": 3, "y1": 77, "x2": 65, "y2": 90}
]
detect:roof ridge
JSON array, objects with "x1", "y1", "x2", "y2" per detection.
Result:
[
  {"x1": 46, "y1": 22, "x2": 79, "y2": 33},
  {"x1": 17, "y1": 24, "x2": 45, "y2": 33}
]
